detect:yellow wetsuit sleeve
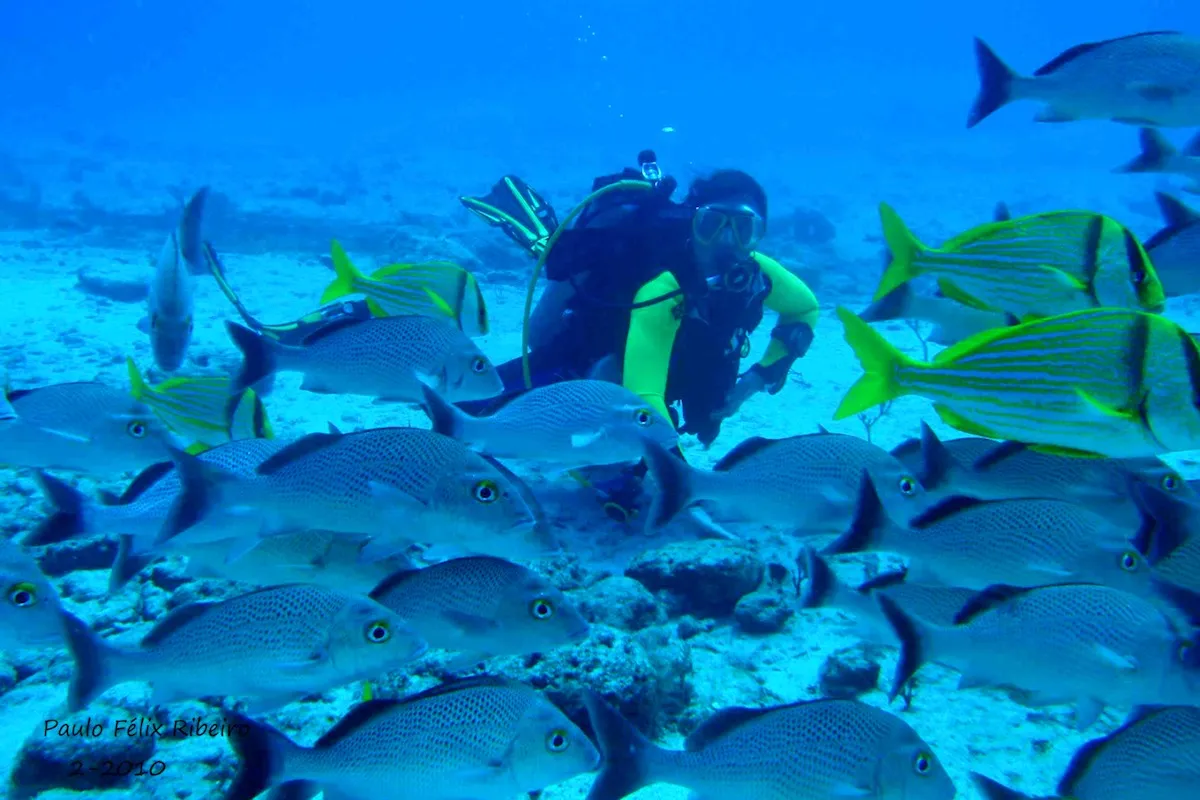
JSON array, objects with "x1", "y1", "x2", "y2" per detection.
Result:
[
  {"x1": 754, "y1": 253, "x2": 820, "y2": 368},
  {"x1": 622, "y1": 271, "x2": 683, "y2": 424}
]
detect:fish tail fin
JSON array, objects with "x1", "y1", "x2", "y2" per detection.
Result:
[
  {"x1": 970, "y1": 773, "x2": 1035, "y2": 800},
  {"x1": 108, "y1": 535, "x2": 157, "y2": 594},
  {"x1": 876, "y1": 594, "x2": 931, "y2": 701},
  {"x1": 967, "y1": 37, "x2": 1019, "y2": 128},
  {"x1": 858, "y1": 282, "x2": 913, "y2": 324},
  {"x1": 874, "y1": 203, "x2": 926, "y2": 299},
  {"x1": 820, "y1": 471, "x2": 890, "y2": 555},
  {"x1": 640, "y1": 440, "x2": 699, "y2": 531},
  {"x1": 1116, "y1": 128, "x2": 1176, "y2": 173},
  {"x1": 226, "y1": 322, "x2": 278, "y2": 394},
  {"x1": 62, "y1": 610, "x2": 123, "y2": 712},
  {"x1": 26, "y1": 471, "x2": 94, "y2": 545},
  {"x1": 178, "y1": 187, "x2": 209, "y2": 273},
  {"x1": 125, "y1": 357, "x2": 150, "y2": 401},
  {"x1": 582, "y1": 690, "x2": 661, "y2": 800},
  {"x1": 319, "y1": 240, "x2": 364, "y2": 304},
  {"x1": 158, "y1": 447, "x2": 233, "y2": 546},
  {"x1": 417, "y1": 380, "x2": 468, "y2": 439},
  {"x1": 224, "y1": 712, "x2": 305, "y2": 800},
  {"x1": 796, "y1": 545, "x2": 845, "y2": 609},
  {"x1": 833, "y1": 307, "x2": 916, "y2": 419}
]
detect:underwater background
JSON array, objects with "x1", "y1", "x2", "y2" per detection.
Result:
[{"x1": 5, "y1": 1, "x2": 1200, "y2": 799}]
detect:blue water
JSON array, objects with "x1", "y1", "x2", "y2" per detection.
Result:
[{"x1": 5, "y1": 2, "x2": 1200, "y2": 799}]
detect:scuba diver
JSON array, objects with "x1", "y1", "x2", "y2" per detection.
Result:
[{"x1": 460, "y1": 151, "x2": 820, "y2": 521}]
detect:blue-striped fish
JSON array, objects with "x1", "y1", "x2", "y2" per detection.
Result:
[
  {"x1": 834, "y1": 307, "x2": 1200, "y2": 459},
  {"x1": 320, "y1": 241, "x2": 489, "y2": 336},
  {"x1": 874, "y1": 203, "x2": 1165, "y2": 321},
  {"x1": 127, "y1": 358, "x2": 271, "y2": 452}
]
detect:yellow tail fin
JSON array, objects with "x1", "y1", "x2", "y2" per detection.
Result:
[
  {"x1": 874, "y1": 203, "x2": 926, "y2": 301},
  {"x1": 126, "y1": 357, "x2": 149, "y2": 401},
  {"x1": 320, "y1": 240, "x2": 365, "y2": 304},
  {"x1": 833, "y1": 307, "x2": 918, "y2": 419}
]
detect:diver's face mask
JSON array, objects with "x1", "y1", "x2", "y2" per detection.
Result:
[{"x1": 692, "y1": 203, "x2": 766, "y2": 256}]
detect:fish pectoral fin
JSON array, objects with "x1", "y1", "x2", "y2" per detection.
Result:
[
  {"x1": 1074, "y1": 697, "x2": 1105, "y2": 730},
  {"x1": 1093, "y1": 644, "x2": 1139, "y2": 673},
  {"x1": 441, "y1": 609, "x2": 500, "y2": 635},
  {"x1": 357, "y1": 538, "x2": 412, "y2": 563},
  {"x1": 570, "y1": 430, "x2": 605, "y2": 448},
  {"x1": 454, "y1": 761, "x2": 510, "y2": 786},
  {"x1": 41, "y1": 427, "x2": 93, "y2": 444},
  {"x1": 223, "y1": 537, "x2": 263, "y2": 565},
  {"x1": 1026, "y1": 562, "x2": 1072, "y2": 577},
  {"x1": 1036, "y1": 265, "x2": 1087, "y2": 290},
  {"x1": 932, "y1": 404, "x2": 1001, "y2": 439},
  {"x1": 277, "y1": 646, "x2": 330, "y2": 672},
  {"x1": 367, "y1": 480, "x2": 427, "y2": 509},
  {"x1": 829, "y1": 782, "x2": 872, "y2": 798},
  {"x1": 934, "y1": 279, "x2": 994, "y2": 311},
  {"x1": 1034, "y1": 106, "x2": 1077, "y2": 123},
  {"x1": 298, "y1": 378, "x2": 338, "y2": 395},
  {"x1": 1128, "y1": 81, "x2": 1179, "y2": 102},
  {"x1": 1074, "y1": 389, "x2": 1140, "y2": 423},
  {"x1": 1028, "y1": 443, "x2": 1108, "y2": 459}
]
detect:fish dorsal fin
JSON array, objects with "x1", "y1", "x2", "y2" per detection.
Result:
[
  {"x1": 857, "y1": 569, "x2": 909, "y2": 594},
  {"x1": 916, "y1": 420, "x2": 956, "y2": 487},
  {"x1": 368, "y1": 568, "x2": 423, "y2": 600},
  {"x1": 313, "y1": 699, "x2": 408, "y2": 748},
  {"x1": 299, "y1": 316, "x2": 367, "y2": 347},
  {"x1": 117, "y1": 461, "x2": 176, "y2": 504},
  {"x1": 908, "y1": 495, "x2": 988, "y2": 529},
  {"x1": 889, "y1": 436, "x2": 921, "y2": 462},
  {"x1": 1155, "y1": 192, "x2": 1200, "y2": 229},
  {"x1": 713, "y1": 436, "x2": 781, "y2": 471},
  {"x1": 141, "y1": 602, "x2": 218, "y2": 646},
  {"x1": 1150, "y1": 578, "x2": 1200, "y2": 628},
  {"x1": 1034, "y1": 32, "x2": 1183, "y2": 76},
  {"x1": 685, "y1": 706, "x2": 775, "y2": 751},
  {"x1": 992, "y1": 201, "x2": 1011, "y2": 222},
  {"x1": 932, "y1": 321, "x2": 1018, "y2": 364},
  {"x1": 256, "y1": 431, "x2": 343, "y2": 475},
  {"x1": 953, "y1": 584, "x2": 1031, "y2": 625},
  {"x1": 1126, "y1": 704, "x2": 1172, "y2": 725},
  {"x1": 970, "y1": 440, "x2": 1028, "y2": 471}
]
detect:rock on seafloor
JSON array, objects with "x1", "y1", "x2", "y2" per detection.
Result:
[{"x1": 625, "y1": 539, "x2": 766, "y2": 618}]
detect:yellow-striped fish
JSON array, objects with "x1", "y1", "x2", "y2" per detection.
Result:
[
  {"x1": 320, "y1": 241, "x2": 489, "y2": 336},
  {"x1": 833, "y1": 306, "x2": 1200, "y2": 459},
  {"x1": 127, "y1": 358, "x2": 272, "y2": 452},
  {"x1": 874, "y1": 203, "x2": 1165, "y2": 321}
]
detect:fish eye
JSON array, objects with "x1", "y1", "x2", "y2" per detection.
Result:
[
  {"x1": 364, "y1": 620, "x2": 392, "y2": 644},
  {"x1": 634, "y1": 408, "x2": 654, "y2": 426},
  {"x1": 897, "y1": 475, "x2": 917, "y2": 496},
  {"x1": 1162, "y1": 474, "x2": 1182, "y2": 492},
  {"x1": 529, "y1": 598, "x2": 555, "y2": 620},
  {"x1": 545, "y1": 728, "x2": 570, "y2": 753},
  {"x1": 8, "y1": 582, "x2": 37, "y2": 607},
  {"x1": 913, "y1": 751, "x2": 933, "y2": 775},
  {"x1": 127, "y1": 421, "x2": 148, "y2": 438},
  {"x1": 473, "y1": 479, "x2": 498, "y2": 503},
  {"x1": 1120, "y1": 551, "x2": 1140, "y2": 572},
  {"x1": 471, "y1": 356, "x2": 488, "y2": 374}
]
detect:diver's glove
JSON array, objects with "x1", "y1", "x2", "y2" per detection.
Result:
[{"x1": 591, "y1": 467, "x2": 648, "y2": 524}]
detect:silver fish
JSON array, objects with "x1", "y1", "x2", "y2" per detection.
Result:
[
  {"x1": 226, "y1": 314, "x2": 503, "y2": 403},
  {"x1": 1142, "y1": 192, "x2": 1200, "y2": 298},
  {"x1": 420, "y1": 379, "x2": 679, "y2": 468},
  {"x1": 797, "y1": 546, "x2": 977, "y2": 647},
  {"x1": 163, "y1": 426, "x2": 554, "y2": 562},
  {"x1": 0, "y1": 537, "x2": 64, "y2": 650},
  {"x1": 62, "y1": 584, "x2": 426, "y2": 712},
  {"x1": 968, "y1": 32, "x2": 1200, "y2": 128},
  {"x1": 224, "y1": 676, "x2": 599, "y2": 800},
  {"x1": 145, "y1": 187, "x2": 206, "y2": 372},
  {"x1": 584, "y1": 691, "x2": 956, "y2": 800},
  {"x1": 181, "y1": 530, "x2": 416, "y2": 595},
  {"x1": 1114, "y1": 128, "x2": 1200, "y2": 194},
  {"x1": 822, "y1": 482, "x2": 1157, "y2": 594},
  {"x1": 27, "y1": 438, "x2": 289, "y2": 564},
  {"x1": 891, "y1": 422, "x2": 1193, "y2": 531},
  {"x1": 368, "y1": 556, "x2": 589, "y2": 663},
  {"x1": 0, "y1": 382, "x2": 174, "y2": 474},
  {"x1": 973, "y1": 704, "x2": 1200, "y2": 799},
  {"x1": 859, "y1": 282, "x2": 1014, "y2": 347},
  {"x1": 878, "y1": 582, "x2": 1200, "y2": 729},
  {"x1": 642, "y1": 434, "x2": 926, "y2": 534}
]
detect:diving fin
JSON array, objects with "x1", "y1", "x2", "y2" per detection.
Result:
[{"x1": 459, "y1": 175, "x2": 559, "y2": 257}]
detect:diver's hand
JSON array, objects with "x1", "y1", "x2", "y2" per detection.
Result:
[{"x1": 714, "y1": 367, "x2": 768, "y2": 421}]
